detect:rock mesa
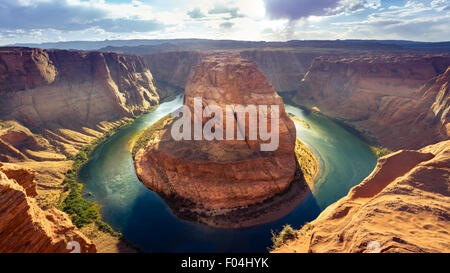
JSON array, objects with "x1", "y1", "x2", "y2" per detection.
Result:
[{"x1": 134, "y1": 54, "x2": 300, "y2": 227}]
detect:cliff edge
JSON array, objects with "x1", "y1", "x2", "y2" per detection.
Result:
[
  {"x1": 0, "y1": 163, "x2": 96, "y2": 253},
  {"x1": 273, "y1": 140, "x2": 450, "y2": 253}
]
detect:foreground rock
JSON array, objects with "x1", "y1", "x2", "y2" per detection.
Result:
[
  {"x1": 134, "y1": 54, "x2": 314, "y2": 228},
  {"x1": 294, "y1": 55, "x2": 450, "y2": 150},
  {"x1": 0, "y1": 163, "x2": 96, "y2": 253},
  {"x1": 273, "y1": 140, "x2": 450, "y2": 253}
]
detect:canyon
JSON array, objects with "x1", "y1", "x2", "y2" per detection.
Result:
[
  {"x1": 133, "y1": 54, "x2": 316, "y2": 228},
  {"x1": 0, "y1": 40, "x2": 448, "y2": 253},
  {"x1": 293, "y1": 54, "x2": 450, "y2": 150},
  {"x1": 135, "y1": 47, "x2": 450, "y2": 151},
  {"x1": 0, "y1": 47, "x2": 161, "y2": 252}
]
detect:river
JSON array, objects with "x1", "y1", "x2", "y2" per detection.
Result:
[{"x1": 79, "y1": 96, "x2": 377, "y2": 252}]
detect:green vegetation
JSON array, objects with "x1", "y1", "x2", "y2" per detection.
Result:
[
  {"x1": 59, "y1": 169, "x2": 99, "y2": 227},
  {"x1": 270, "y1": 224, "x2": 298, "y2": 250},
  {"x1": 294, "y1": 138, "x2": 319, "y2": 185},
  {"x1": 288, "y1": 114, "x2": 311, "y2": 129},
  {"x1": 58, "y1": 117, "x2": 148, "y2": 237},
  {"x1": 370, "y1": 145, "x2": 393, "y2": 158},
  {"x1": 0, "y1": 120, "x2": 13, "y2": 130},
  {"x1": 59, "y1": 146, "x2": 120, "y2": 237},
  {"x1": 58, "y1": 104, "x2": 159, "y2": 238},
  {"x1": 131, "y1": 114, "x2": 174, "y2": 156},
  {"x1": 269, "y1": 222, "x2": 315, "y2": 251}
]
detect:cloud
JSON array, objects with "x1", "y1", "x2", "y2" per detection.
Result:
[
  {"x1": 263, "y1": 0, "x2": 378, "y2": 20},
  {"x1": 187, "y1": 7, "x2": 206, "y2": 19},
  {"x1": 328, "y1": 3, "x2": 450, "y2": 41},
  {"x1": 93, "y1": 18, "x2": 165, "y2": 33},
  {"x1": 219, "y1": 22, "x2": 234, "y2": 29},
  {"x1": 0, "y1": 0, "x2": 165, "y2": 33},
  {"x1": 208, "y1": 5, "x2": 245, "y2": 19}
]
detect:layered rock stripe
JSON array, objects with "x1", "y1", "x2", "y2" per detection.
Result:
[{"x1": 0, "y1": 163, "x2": 96, "y2": 253}]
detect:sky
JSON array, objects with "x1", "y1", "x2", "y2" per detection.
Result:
[{"x1": 0, "y1": 0, "x2": 449, "y2": 45}]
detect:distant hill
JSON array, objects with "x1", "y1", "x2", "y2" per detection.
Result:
[{"x1": 8, "y1": 39, "x2": 450, "y2": 53}]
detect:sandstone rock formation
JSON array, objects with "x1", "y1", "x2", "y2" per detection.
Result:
[
  {"x1": 273, "y1": 140, "x2": 450, "y2": 253},
  {"x1": 0, "y1": 163, "x2": 96, "y2": 253},
  {"x1": 0, "y1": 47, "x2": 159, "y2": 130},
  {"x1": 134, "y1": 54, "x2": 308, "y2": 227},
  {"x1": 293, "y1": 55, "x2": 450, "y2": 150}
]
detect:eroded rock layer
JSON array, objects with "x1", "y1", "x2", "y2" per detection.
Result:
[
  {"x1": 293, "y1": 55, "x2": 450, "y2": 150},
  {"x1": 274, "y1": 140, "x2": 450, "y2": 253},
  {"x1": 0, "y1": 163, "x2": 96, "y2": 253},
  {"x1": 134, "y1": 54, "x2": 301, "y2": 227},
  {"x1": 0, "y1": 47, "x2": 159, "y2": 129}
]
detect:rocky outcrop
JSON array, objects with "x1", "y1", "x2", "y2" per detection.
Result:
[
  {"x1": 0, "y1": 164, "x2": 96, "y2": 253},
  {"x1": 0, "y1": 47, "x2": 159, "y2": 129},
  {"x1": 0, "y1": 163, "x2": 37, "y2": 197},
  {"x1": 421, "y1": 67, "x2": 450, "y2": 137},
  {"x1": 134, "y1": 54, "x2": 307, "y2": 228},
  {"x1": 273, "y1": 140, "x2": 450, "y2": 253},
  {"x1": 293, "y1": 55, "x2": 450, "y2": 150}
]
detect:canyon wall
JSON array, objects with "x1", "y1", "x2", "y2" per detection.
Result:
[
  {"x1": 293, "y1": 55, "x2": 450, "y2": 150},
  {"x1": 240, "y1": 50, "x2": 319, "y2": 92},
  {"x1": 0, "y1": 47, "x2": 159, "y2": 130},
  {"x1": 142, "y1": 49, "x2": 319, "y2": 95},
  {"x1": 0, "y1": 163, "x2": 96, "y2": 253},
  {"x1": 142, "y1": 51, "x2": 203, "y2": 100},
  {"x1": 274, "y1": 139, "x2": 450, "y2": 253}
]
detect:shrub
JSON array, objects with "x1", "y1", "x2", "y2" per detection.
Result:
[
  {"x1": 59, "y1": 180, "x2": 100, "y2": 228},
  {"x1": 59, "y1": 113, "x2": 155, "y2": 236},
  {"x1": 270, "y1": 224, "x2": 298, "y2": 249},
  {"x1": 370, "y1": 145, "x2": 393, "y2": 158}
]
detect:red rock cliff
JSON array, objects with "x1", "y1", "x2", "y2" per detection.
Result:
[
  {"x1": 0, "y1": 163, "x2": 96, "y2": 253},
  {"x1": 294, "y1": 54, "x2": 450, "y2": 150},
  {"x1": 0, "y1": 47, "x2": 159, "y2": 129}
]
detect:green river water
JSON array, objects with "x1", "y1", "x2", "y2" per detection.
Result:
[{"x1": 79, "y1": 96, "x2": 377, "y2": 252}]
